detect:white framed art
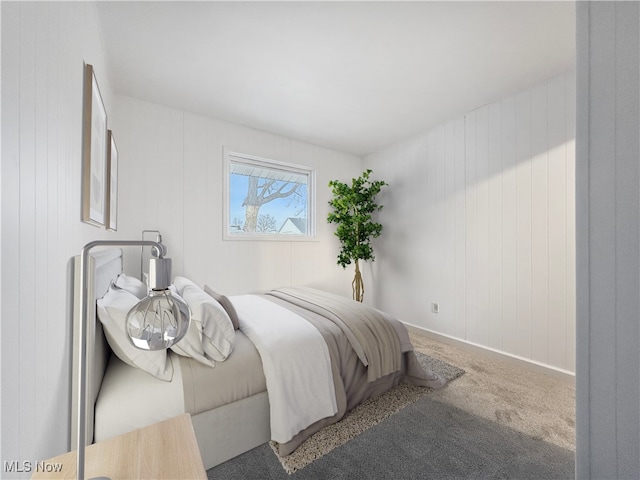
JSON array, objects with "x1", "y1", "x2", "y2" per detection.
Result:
[{"x1": 81, "y1": 63, "x2": 108, "y2": 226}]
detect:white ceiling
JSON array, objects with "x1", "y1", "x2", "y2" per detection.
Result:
[{"x1": 95, "y1": 1, "x2": 575, "y2": 157}]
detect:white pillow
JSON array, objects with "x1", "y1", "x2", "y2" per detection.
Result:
[
  {"x1": 97, "y1": 286, "x2": 173, "y2": 381},
  {"x1": 174, "y1": 277, "x2": 235, "y2": 362},
  {"x1": 114, "y1": 273, "x2": 148, "y2": 299},
  {"x1": 168, "y1": 288, "x2": 215, "y2": 367}
]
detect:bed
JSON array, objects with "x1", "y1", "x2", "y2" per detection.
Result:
[{"x1": 72, "y1": 249, "x2": 445, "y2": 470}]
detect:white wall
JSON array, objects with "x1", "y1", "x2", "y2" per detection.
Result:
[
  {"x1": 112, "y1": 96, "x2": 362, "y2": 296},
  {"x1": 365, "y1": 72, "x2": 576, "y2": 374},
  {"x1": 1, "y1": 2, "x2": 116, "y2": 476},
  {"x1": 576, "y1": 2, "x2": 640, "y2": 478}
]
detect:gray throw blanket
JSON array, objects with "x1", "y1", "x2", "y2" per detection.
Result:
[
  {"x1": 261, "y1": 286, "x2": 445, "y2": 456},
  {"x1": 266, "y1": 287, "x2": 403, "y2": 382}
]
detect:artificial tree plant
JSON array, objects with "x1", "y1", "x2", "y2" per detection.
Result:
[{"x1": 327, "y1": 169, "x2": 387, "y2": 302}]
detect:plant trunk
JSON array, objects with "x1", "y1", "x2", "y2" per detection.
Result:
[{"x1": 352, "y1": 259, "x2": 364, "y2": 302}]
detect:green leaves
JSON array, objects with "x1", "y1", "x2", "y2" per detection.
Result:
[{"x1": 327, "y1": 169, "x2": 387, "y2": 269}]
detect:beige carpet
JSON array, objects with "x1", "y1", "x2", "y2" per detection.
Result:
[{"x1": 409, "y1": 329, "x2": 576, "y2": 452}]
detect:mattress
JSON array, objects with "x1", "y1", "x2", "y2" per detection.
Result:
[{"x1": 94, "y1": 330, "x2": 266, "y2": 442}]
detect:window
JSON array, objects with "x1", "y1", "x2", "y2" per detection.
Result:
[{"x1": 223, "y1": 150, "x2": 316, "y2": 240}]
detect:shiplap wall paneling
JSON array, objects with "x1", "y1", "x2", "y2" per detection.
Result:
[
  {"x1": 159, "y1": 109, "x2": 188, "y2": 275},
  {"x1": 45, "y1": 7, "x2": 62, "y2": 435},
  {"x1": 363, "y1": 145, "x2": 402, "y2": 315},
  {"x1": 477, "y1": 110, "x2": 492, "y2": 349},
  {"x1": 466, "y1": 105, "x2": 504, "y2": 350},
  {"x1": 438, "y1": 124, "x2": 453, "y2": 332},
  {"x1": 128, "y1": 101, "x2": 155, "y2": 226},
  {"x1": 515, "y1": 91, "x2": 533, "y2": 360},
  {"x1": 386, "y1": 137, "x2": 416, "y2": 318},
  {"x1": 465, "y1": 107, "x2": 492, "y2": 347},
  {"x1": 19, "y1": 3, "x2": 39, "y2": 462},
  {"x1": 464, "y1": 111, "x2": 478, "y2": 343},
  {"x1": 424, "y1": 134, "x2": 434, "y2": 320},
  {"x1": 564, "y1": 71, "x2": 576, "y2": 373},
  {"x1": 3, "y1": 0, "x2": 25, "y2": 459},
  {"x1": 1, "y1": 1, "x2": 115, "y2": 472},
  {"x1": 292, "y1": 141, "x2": 340, "y2": 289},
  {"x1": 531, "y1": 83, "x2": 550, "y2": 365},
  {"x1": 500, "y1": 96, "x2": 519, "y2": 360},
  {"x1": 205, "y1": 119, "x2": 241, "y2": 294},
  {"x1": 117, "y1": 101, "x2": 175, "y2": 277},
  {"x1": 182, "y1": 112, "x2": 216, "y2": 286},
  {"x1": 452, "y1": 118, "x2": 467, "y2": 341},
  {"x1": 366, "y1": 118, "x2": 467, "y2": 340},
  {"x1": 395, "y1": 137, "x2": 428, "y2": 320},
  {"x1": 156, "y1": 103, "x2": 181, "y2": 232},
  {"x1": 469, "y1": 78, "x2": 575, "y2": 368},
  {"x1": 425, "y1": 130, "x2": 437, "y2": 329},
  {"x1": 441, "y1": 121, "x2": 459, "y2": 337},
  {"x1": 487, "y1": 102, "x2": 504, "y2": 352},
  {"x1": 366, "y1": 140, "x2": 412, "y2": 321},
  {"x1": 389, "y1": 140, "x2": 416, "y2": 321},
  {"x1": 416, "y1": 136, "x2": 432, "y2": 317},
  {"x1": 546, "y1": 74, "x2": 569, "y2": 369},
  {"x1": 365, "y1": 73, "x2": 575, "y2": 373},
  {"x1": 426, "y1": 125, "x2": 452, "y2": 335}
]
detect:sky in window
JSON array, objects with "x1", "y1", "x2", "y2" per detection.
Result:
[{"x1": 229, "y1": 173, "x2": 307, "y2": 232}]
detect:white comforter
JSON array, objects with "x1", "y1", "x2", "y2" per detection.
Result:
[{"x1": 230, "y1": 294, "x2": 338, "y2": 443}]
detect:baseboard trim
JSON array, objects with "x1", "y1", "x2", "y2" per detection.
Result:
[{"x1": 404, "y1": 323, "x2": 576, "y2": 385}]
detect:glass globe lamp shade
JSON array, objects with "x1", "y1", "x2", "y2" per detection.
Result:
[{"x1": 126, "y1": 288, "x2": 191, "y2": 350}]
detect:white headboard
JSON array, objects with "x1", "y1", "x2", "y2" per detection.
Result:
[{"x1": 70, "y1": 248, "x2": 123, "y2": 449}]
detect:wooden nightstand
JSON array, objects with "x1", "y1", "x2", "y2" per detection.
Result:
[{"x1": 32, "y1": 414, "x2": 207, "y2": 479}]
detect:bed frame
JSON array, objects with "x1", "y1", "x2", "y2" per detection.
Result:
[{"x1": 70, "y1": 248, "x2": 270, "y2": 470}]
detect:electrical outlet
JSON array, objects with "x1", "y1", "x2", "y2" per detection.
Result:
[{"x1": 431, "y1": 302, "x2": 439, "y2": 314}]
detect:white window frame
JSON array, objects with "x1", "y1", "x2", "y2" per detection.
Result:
[{"x1": 223, "y1": 149, "x2": 316, "y2": 241}]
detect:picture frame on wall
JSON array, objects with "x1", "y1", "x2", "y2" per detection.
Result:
[
  {"x1": 81, "y1": 63, "x2": 108, "y2": 226},
  {"x1": 106, "y1": 130, "x2": 118, "y2": 231}
]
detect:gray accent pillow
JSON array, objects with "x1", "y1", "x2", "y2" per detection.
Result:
[{"x1": 204, "y1": 285, "x2": 240, "y2": 330}]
